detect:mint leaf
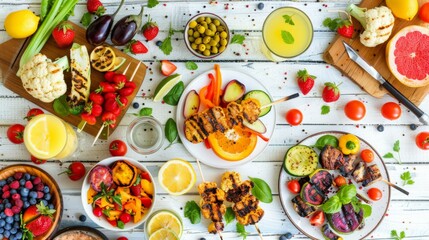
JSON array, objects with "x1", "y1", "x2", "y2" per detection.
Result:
[
  {"x1": 393, "y1": 140, "x2": 400, "y2": 152},
  {"x1": 185, "y1": 61, "x2": 198, "y2": 70},
  {"x1": 148, "y1": 0, "x2": 159, "y2": 8},
  {"x1": 383, "y1": 153, "x2": 394, "y2": 158},
  {"x1": 231, "y1": 34, "x2": 245, "y2": 44},
  {"x1": 283, "y1": 14, "x2": 295, "y2": 25},
  {"x1": 225, "y1": 207, "x2": 235, "y2": 225},
  {"x1": 281, "y1": 30, "x2": 294, "y2": 44},
  {"x1": 160, "y1": 36, "x2": 172, "y2": 55},
  {"x1": 321, "y1": 105, "x2": 330, "y2": 115}
]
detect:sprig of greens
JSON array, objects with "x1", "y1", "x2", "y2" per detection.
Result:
[
  {"x1": 231, "y1": 34, "x2": 245, "y2": 44},
  {"x1": 164, "y1": 118, "x2": 178, "y2": 149},
  {"x1": 184, "y1": 201, "x2": 201, "y2": 224},
  {"x1": 391, "y1": 230, "x2": 406, "y2": 240},
  {"x1": 236, "y1": 223, "x2": 249, "y2": 239},
  {"x1": 185, "y1": 61, "x2": 198, "y2": 70},
  {"x1": 249, "y1": 177, "x2": 272, "y2": 203},
  {"x1": 383, "y1": 140, "x2": 402, "y2": 164},
  {"x1": 134, "y1": 107, "x2": 153, "y2": 117},
  {"x1": 159, "y1": 25, "x2": 182, "y2": 55},
  {"x1": 225, "y1": 207, "x2": 235, "y2": 225},
  {"x1": 400, "y1": 171, "x2": 415, "y2": 186}
]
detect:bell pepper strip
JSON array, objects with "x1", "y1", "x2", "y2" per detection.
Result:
[
  {"x1": 243, "y1": 127, "x2": 270, "y2": 142},
  {"x1": 204, "y1": 139, "x2": 212, "y2": 149},
  {"x1": 199, "y1": 86, "x2": 215, "y2": 108},
  {"x1": 206, "y1": 73, "x2": 216, "y2": 100},
  {"x1": 213, "y1": 64, "x2": 222, "y2": 106},
  {"x1": 339, "y1": 134, "x2": 360, "y2": 155}
]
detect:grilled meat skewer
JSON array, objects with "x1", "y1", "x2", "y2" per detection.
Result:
[{"x1": 198, "y1": 182, "x2": 227, "y2": 234}]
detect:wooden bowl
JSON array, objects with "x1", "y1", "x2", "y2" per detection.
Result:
[
  {"x1": 0, "y1": 164, "x2": 63, "y2": 240},
  {"x1": 52, "y1": 225, "x2": 108, "y2": 240}
]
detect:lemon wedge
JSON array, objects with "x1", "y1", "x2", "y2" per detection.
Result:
[
  {"x1": 90, "y1": 46, "x2": 116, "y2": 72},
  {"x1": 109, "y1": 57, "x2": 126, "y2": 71},
  {"x1": 148, "y1": 228, "x2": 179, "y2": 240},
  {"x1": 146, "y1": 210, "x2": 183, "y2": 238},
  {"x1": 158, "y1": 159, "x2": 196, "y2": 195}
]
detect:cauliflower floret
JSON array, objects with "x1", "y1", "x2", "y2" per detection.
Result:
[{"x1": 17, "y1": 53, "x2": 67, "y2": 103}]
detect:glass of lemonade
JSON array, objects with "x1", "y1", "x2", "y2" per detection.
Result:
[
  {"x1": 24, "y1": 114, "x2": 78, "y2": 160},
  {"x1": 261, "y1": 7, "x2": 314, "y2": 61},
  {"x1": 126, "y1": 116, "x2": 164, "y2": 155}
]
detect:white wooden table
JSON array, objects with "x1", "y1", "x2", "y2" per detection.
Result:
[{"x1": 1, "y1": 0, "x2": 429, "y2": 239}]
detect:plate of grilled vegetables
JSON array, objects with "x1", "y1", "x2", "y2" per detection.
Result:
[
  {"x1": 176, "y1": 65, "x2": 275, "y2": 168},
  {"x1": 278, "y1": 131, "x2": 391, "y2": 240}
]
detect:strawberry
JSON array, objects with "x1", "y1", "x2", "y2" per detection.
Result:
[
  {"x1": 124, "y1": 40, "x2": 148, "y2": 54},
  {"x1": 87, "y1": 0, "x2": 105, "y2": 16},
  {"x1": 25, "y1": 216, "x2": 53, "y2": 236},
  {"x1": 322, "y1": 82, "x2": 341, "y2": 103},
  {"x1": 296, "y1": 69, "x2": 316, "y2": 95},
  {"x1": 22, "y1": 205, "x2": 39, "y2": 223},
  {"x1": 130, "y1": 185, "x2": 141, "y2": 196},
  {"x1": 322, "y1": 17, "x2": 354, "y2": 39},
  {"x1": 22, "y1": 202, "x2": 56, "y2": 238},
  {"x1": 142, "y1": 16, "x2": 159, "y2": 41},
  {"x1": 81, "y1": 112, "x2": 97, "y2": 125},
  {"x1": 160, "y1": 60, "x2": 177, "y2": 76},
  {"x1": 337, "y1": 25, "x2": 354, "y2": 38},
  {"x1": 51, "y1": 21, "x2": 75, "y2": 48}
]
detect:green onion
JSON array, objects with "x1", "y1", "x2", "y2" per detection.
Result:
[{"x1": 19, "y1": 0, "x2": 78, "y2": 68}]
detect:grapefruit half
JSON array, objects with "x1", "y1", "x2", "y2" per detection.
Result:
[{"x1": 386, "y1": 25, "x2": 429, "y2": 88}]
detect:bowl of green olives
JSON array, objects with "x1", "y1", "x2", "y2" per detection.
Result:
[{"x1": 184, "y1": 13, "x2": 230, "y2": 58}]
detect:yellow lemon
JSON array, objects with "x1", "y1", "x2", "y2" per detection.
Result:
[
  {"x1": 158, "y1": 159, "x2": 196, "y2": 195},
  {"x1": 90, "y1": 46, "x2": 116, "y2": 72},
  {"x1": 146, "y1": 210, "x2": 183, "y2": 238},
  {"x1": 386, "y1": 0, "x2": 419, "y2": 21},
  {"x1": 5, "y1": 9, "x2": 40, "y2": 39}
]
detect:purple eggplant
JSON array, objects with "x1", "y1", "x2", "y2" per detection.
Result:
[
  {"x1": 111, "y1": 6, "x2": 144, "y2": 46},
  {"x1": 86, "y1": 0, "x2": 125, "y2": 45}
]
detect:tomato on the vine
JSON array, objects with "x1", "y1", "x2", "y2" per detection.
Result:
[
  {"x1": 381, "y1": 102, "x2": 401, "y2": 120},
  {"x1": 344, "y1": 100, "x2": 366, "y2": 121},
  {"x1": 25, "y1": 108, "x2": 44, "y2": 121},
  {"x1": 286, "y1": 179, "x2": 301, "y2": 194},
  {"x1": 367, "y1": 188, "x2": 382, "y2": 201},
  {"x1": 360, "y1": 149, "x2": 374, "y2": 163},
  {"x1": 109, "y1": 140, "x2": 127, "y2": 156},
  {"x1": 415, "y1": 132, "x2": 429, "y2": 150},
  {"x1": 309, "y1": 211, "x2": 325, "y2": 226},
  {"x1": 59, "y1": 162, "x2": 86, "y2": 181},
  {"x1": 419, "y1": 2, "x2": 429, "y2": 23},
  {"x1": 334, "y1": 175, "x2": 347, "y2": 187},
  {"x1": 285, "y1": 109, "x2": 303, "y2": 126},
  {"x1": 7, "y1": 124, "x2": 25, "y2": 144}
]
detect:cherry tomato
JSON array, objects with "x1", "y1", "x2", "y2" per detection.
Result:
[
  {"x1": 7, "y1": 124, "x2": 25, "y2": 144},
  {"x1": 285, "y1": 109, "x2": 303, "y2": 126},
  {"x1": 140, "y1": 171, "x2": 152, "y2": 182},
  {"x1": 367, "y1": 188, "x2": 382, "y2": 201},
  {"x1": 119, "y1": 212, "x2": 131, "y2": 224},
  {"x1": 334, "y1": 175, "x2": 347, "y2": 187},
  {"x1": 419, "y1": 2, "x2": 429, "y2": 22},
  {"x1": 107, "y1": 219, "x2": 117, "y2": 227},
  {"x1": 309, "y1": 210, "x2": 325, "y2": 226},
  {"x1": 59, "y1": 162, "x2": 86, "y2": 181},
  {"x1": 360, "y1": 149, "x2": 375, "y2": 163},
  {"x1": 381, "y1": 102, "x2": 401, "y2": 120},
  {"x1": 109, "y1": 140, "x2": 128, "y2": 156},
  {"x1": 93, "y1": 207, "x2": 103, "y2": 217},
  {"x1": 25, "y1": 108, "x2": 44, "y2": 121},
  {"x1": 141, "y1": 197, "x2": 152, "y2": 208},
  {"x1": 117, "y1": 237, "x2": 128, "y2": 240},
  {"x1": 119, "y1": 87, "x2": 134, "y2": 97},
  {"x1": 344, "y1": 100, "x2": 366, "y2": 121},
  {"x1": 31, "y1": 155, "x2": 47, "y2": 165},
  {"x1": 415, "y1": 132, "x2": 429, "y2": 150},
  {"x1": 286, "y1": 179, "x2": 301, "y2": 194}
]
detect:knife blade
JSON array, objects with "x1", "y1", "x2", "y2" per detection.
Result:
[{"x1": 342, "y1": 41, "x2": 429, "y2": 125}]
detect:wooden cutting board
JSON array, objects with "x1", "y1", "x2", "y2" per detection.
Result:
[
  {"x1": 323, "y1": 0, "x2": 429, "y2": 105},
  {"x1": 0, "y1": 22, "x2": 146, "y2": 139}
]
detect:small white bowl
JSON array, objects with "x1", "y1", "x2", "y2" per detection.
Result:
[{"x1": 81, "y1": 156, "x2": 156, "y2": 231}]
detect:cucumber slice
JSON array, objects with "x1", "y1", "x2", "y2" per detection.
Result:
[
  {"x1": 283, "y1": 145, "x2": 318, "y2": 177},
  {"x1": 243, "y1": 90, "x2": 272, "y2": 117},
  {"x1": 243, "y1": 119, "x2": 266, "y2": 134}
]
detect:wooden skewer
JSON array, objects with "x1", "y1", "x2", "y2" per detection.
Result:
[
  {"x1": 92, "y1": 124, "x2": 105, "y2": 146},
  {"x1": 129, "y1": 61, "x2": 141, "y2": 82},
  {"x1": 381, "y1": 178, "x2": 409, "y2": 195},
  {"x1": 356, "y1": 193, "x2": 371, "y2": 204},
  {"x1": 254, "y1": 224, "x2": 264, "y2": 240},
  {"x1": 260, "y1": 93, "x2": 300, "y2": 109},
  {"x1": 122, "y1": 62, "x2": 131, "y2": 75}
]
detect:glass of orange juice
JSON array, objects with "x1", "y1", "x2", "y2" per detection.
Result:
[
  {"x1": 261, "y1": 7, "x2": 313, "y2": 61},
  {"x1": 24, "y1": 114, "x2": 78, "y2": 160}
]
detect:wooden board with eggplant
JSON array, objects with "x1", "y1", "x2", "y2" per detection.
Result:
[{"x1": 278, "y1": 131, "x2": 392, "y2": 240}]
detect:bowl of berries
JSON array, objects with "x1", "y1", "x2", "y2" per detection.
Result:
[
  {"x1": 81, "y1": 157, "x2": 156, "y2": 231},
  {"x1": 0, "y1": 164, "x2": 63, "y2": 240}
]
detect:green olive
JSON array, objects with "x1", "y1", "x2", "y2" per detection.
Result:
[
  {"x1": 213, "y1": 34, "x2": 220, "y2": 42},
  {"x1": 205, "y1": 17, "x2": 212, "y2": 24},
  {"x1": 205, "y1": 44, "x2": 211, "y2": 50},
  {"x1": 220, "y1": 38, "x2": 228, "y2": 46},
  {"x1": 217, "y1": 26, "x2": 225, "y2": 32},
  {"x1": 197, "y1": 25, "x2": 206, "y2": 34},
  {"x1": 205, "y1": 29, "x2": 213, "y2": 36},
  {"x1": 193, "y1": 31, "x2": 200, "y2": 38},
  {"x1": 209, "y1": 23, "x2": 217, "y2": 32},
  {"x1": 203, "y1": 49, "x2": 211, "y2": 56},
  {"x1": 209, "y1": 40, "x2": 218, "y2": 46},
  {"x1": 203, "y1": 36, "x2": 211, "y2": 44},
  {"x1": 196, "y1": 17, "x2": 205, "y2": 23},
  {"x1": 219, "y1": 45, "x2": 226, "y2": 53},
  {"x1": 191, "y1": 43, "x2": 198, "y2": 50},
  {"x1": 188, "y1": 29, "x2": 194, "y2": 36},
  {"x1": 194, "y1": 37, "x2": 202, "y2": 44},
  {"x1": 189, "y1": 20, "x2": 198, "y2": 28},
  {"x1": 213, "y1": 19, "x2": 221, "y2": 26},
  {"x1": 220, "y1": 31, "x2": 228, "y2": 39},
  {"x1": 188, "y1": 36, "x2": 195, "y2": 42},
  {"x1": 201, "y1": 22, "x2": 208, "y2": 29},
  {"x1": 211, "y1": 46, "x2": 219, "y2": 54},
  {"x1": 198, "y1": 44, "x2": 206, "y2": 51}
]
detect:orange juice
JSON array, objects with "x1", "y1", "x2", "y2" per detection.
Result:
[
  {"x1": 24, "y1": 114, "x2": 77, "y2": 160},
  {"x1": 262, "y1": 7, "x2": 313, "y2": 61}
]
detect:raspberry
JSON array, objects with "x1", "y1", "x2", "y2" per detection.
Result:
[
  {"x1": 37, "y1": 191, "x2": 44, "y2": 199},
  {"x1": 25, "y1": 180, "x2": 33, "y2": 189},
  {"x1": 35, "y1": 183, "x2": 44, "y2": 191},
  {"x1": 11, "y1": 193, "x2": 20, "y2": 200},
  {"x1": 14, "y1": 172, "x2": 23, "y2": 180},
  {"x1": 2, "y1": 185, "x2": 10, "y2": 192},
  {"x1": 33, "y1": 177, "x2": 42, "y2": 185},
  {"x1": 14, "y1": 199, "x2": 23, "y2": 208},
  {"x1": 4, "y1": 208, "x2": 13, "y2": 217},
  {"x1": 11, "y1": 206, "x2": 21, "y2": 214},
  {"x1": 9, "y1": 180, "x2": 19, "y2": 189},
  {"x1": 2, "y1": 191, "x2": 10, "y2": 199}
]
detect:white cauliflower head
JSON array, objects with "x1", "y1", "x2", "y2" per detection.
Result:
[{"x1": 17, "y1": 53, "x2": 67, "y2": 103}]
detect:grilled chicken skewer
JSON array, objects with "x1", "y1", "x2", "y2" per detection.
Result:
[
  {"x1": 198, "y1": 182, "x2": 227, "y2": 236},
  {"x1": 220, "y1": 171, "x2": 264, "y2": 239},
  {"x1": 185, "y1": 98, "x2": 261, "y2": 143}
]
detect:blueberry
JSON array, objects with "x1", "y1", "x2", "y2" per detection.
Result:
[
  {"x1": 409, "y1": 124, "x2": 417, "y2": 130},
  {"x1": 2, "y1": 199, "x2": 8, "y2": 204},
  {"x1": 199, "y1": 238, "x2": 206, "y2": 240},
  {"x1": 9, "y1": 189, "x2": 17, "y2": 195},
  {"x1": 377, "y1": 124, "x2": 384, "y2": 132},
  {"x1": 4, "y1": 230, "x2": 10, "y2": 238},
  {"x1": 29, "y1": 198, "x2": 37, "y2": 205},
  {"x1": 20, "y1": 188, "x2": 29, "y2": 197},
  {"x1": 48, "y1": 203, "x2": 54, "y2": 210},
  {"x1": 43, "y1": 186, "x2": 50, "y2": 193},
  {"x1": 24, "y1": 173, "x2": 31, "y2": 181},
  {"x1": 5, "y1": 217, "x2": 13, "y2": 224},
  {"x1": 5, "y1": 223, "x2": 11, "y2": 230},
  {"x1": 10, "y1": 227, "x2": 17, "y2": 234},
  {"x1": 19, "y1": 179, "x2": 25, "y2": 186},
  {"x1": 0, "y1": 233, "x2": 3, "y2": 239},
  {"x1": 15, "y1": 231, "x2": 22, "y2": 239},
  {"x1": 7, "y1": 177, "x2": 14, "y2": 183},
  {"x1": 0, "y1": 204, "x2": 3, "y2": 211},
  {"x1": 13, "y1": 215, "x2": 19, "y2": 222},
  {"x1": 29, "y1": 191, "x2": 37, "y2": 199},
  {"x1": 0, "y1": 219, "x2": 5, "y2": 227},
  {"x1": 79, "y1": 215, "x2": 87, "y2": 222},
  {"x1": 0, "y1": 180, "x2": 6, "y2": 187},
  {"x1": 44, "y1": 193, "x2": 52, "y2": 201},
  {"x1": 132, "y1": 102, "x2": 139, "y2": 109},
  {"x1": 41, "y1": 200, "x2": 48, "y2": 207},
  {"x1": 30, "y1": 175, "x2": 35, "y2": 180},
  {"x1": 156, "y1": 40, "x2": 163, "y2": 47},
  {"x1": 0, "y1": 212, "x2": 6, "y2": 218},
  {"x1": 23, "y1": 201, "x2": 30, "y2": 209},
  {"x1": 5, "y1": 203, "x2": 11, "y2": 209},
  {"x1": 257, "y1": 2, "x2": 264, "y2": 10},
  {"x1": 0, "y1": 227, "x2": 3, "y2": 233}
]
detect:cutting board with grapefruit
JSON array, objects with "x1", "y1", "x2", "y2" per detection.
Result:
[{"x1": 324, "y1": 0, "x2": 429, "y2": 105}]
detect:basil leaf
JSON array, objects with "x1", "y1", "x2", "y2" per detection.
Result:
[
  {"x1": 137, "y1": 107, "x2": 152, "y2": 117},
  {"x1": 117, "y1": 220, "x2": 125, "y2": 229},
  {"x1": 383, "y1": 152, "x2": 394, "y2": 158},
  {"x1": 249, "y1": 176, "x2": 272, "y2": 203},
  {"x1": 163, "y1": 81, "x2": 185, "y2": 106},
  {"x1": 148, "y1": 0, "x2": 159, "y2": 8},
  {"x1": 281, "y1": 30, "x2": 294, "y2": 44},
  {"x1": 361, "y1": 204, "x2": 372, "y2": 218},
  {"x1": 80, "y1": 12, "x2": 92, "y2": 27},
  {"x1": 231, "y1": 34, "x2": 245, "y2": 44},
  {"x1": 160, "y1": 36, "x2": 172, "y2": 55},
  {"x1": 350, "y1": 196, "x2": 360, "y2": 213},
  {"x1": 321, "y1": 195, "x2": 342, "y2": 213},
  {"x1": 225, "y1": 207, "x2": 235, "y2": 225},
  {"x1": 283, "y1": 14, "x2": 295, "y2": 25},
  {"x1": 68, "y1": 104, "x2": 84, "y2": 115},
  {"x1": 337, "y1": 184, "x2": 357, "y2": 204},
  {"x1": 165, "y1": 118, "x2": 178, "y2": 144},
  {"x1": 393, "y1": 140, "x2": 400, "y2": 152},
  {"x1": 313, "y1": 135, "x2": 338, "y2": 150},
  {"x1": 185, "y1": 61, "x2": 198, "y2": 70},
  {"x1": 321, "y1": 105, "x2": 330, "y2": 115},
  {"x1": 102, "y1": 209, "x2": 110, "y2": 217},
  {"x1": 53, "y1": 95, "x2": 70, "y2": 117},
  {"x1": 236, "y1": 222, "x2": 249, "y2": 239},
  {"x1": 184, "y1": 201, "x2": 201, "y2": 224}
]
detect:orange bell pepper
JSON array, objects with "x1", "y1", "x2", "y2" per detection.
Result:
[
  {"x1": 206, "y1": 73, "x2": 215, "y2": 100},
  {"x1": 199, "y1": 86, "x2": 215, "y2": 108},
  {"x1": 213, "y1": 64, "x2": 222, "y2": 106},
  {"x1": 243, "y1": 128, "x2": 270, "y2": 142}
]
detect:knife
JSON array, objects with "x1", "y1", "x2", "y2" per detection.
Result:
[{"x1": 342, "y1": 41, "x2": 429, "y2": 125}]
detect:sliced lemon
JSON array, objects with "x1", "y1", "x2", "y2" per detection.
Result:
[
  {"x1": 146, "y1": 210, "x2": 183, "y2": 237},
  {"x1": 153, "y1": 74, "x2": 182, "y2": 101},
  {"x1": 158, "y1": 159, "x2": 196, "y2": 195},
  {"x1": 109, "y1": 56, "x2": 126, "y2": 71},
  {"x1": 90, "y1": 46, "x2": 116, "y2": 72},
  {"x1": 148, "y1": 228, "x2": 179, "y2": 240}
]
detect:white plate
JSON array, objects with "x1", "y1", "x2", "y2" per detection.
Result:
[
  {"x1": 278, "y1": 131, "x2": 391, "y2": 240},
  {"x1": 176, "y1": 68, "x2": 276, "y2": 169},
  {"x1": 81, "y1": 156, "x2": 157, "y2": 231}
]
